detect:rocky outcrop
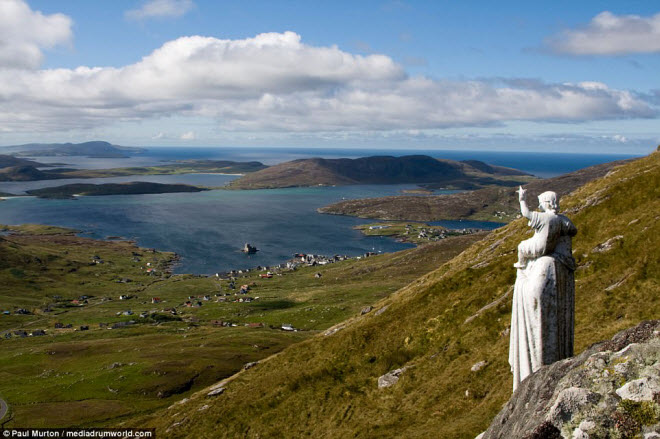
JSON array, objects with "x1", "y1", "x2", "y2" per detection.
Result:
[
  {"x1": 481, "y1": 320, "x2": 660, "y2": 439},
  {"x1": 378, "y1": 365, "x2": 413, "y2": 389}
]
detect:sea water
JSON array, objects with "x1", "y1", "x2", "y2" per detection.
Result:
[{"x1": 0, "y1": 147, "x2": 639, "y2": 273}]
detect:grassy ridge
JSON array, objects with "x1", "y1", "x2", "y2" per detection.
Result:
[
  {"x1": 0, "y1": 224, "x2": 483, "y2": 427},
  {"x1": 140, "y1": 152, "x2": 659, "y2": 438}
]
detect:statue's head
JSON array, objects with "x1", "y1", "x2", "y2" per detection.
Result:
[{"x1": 538, "y1": 191, "x2": 558, "y2": 213}]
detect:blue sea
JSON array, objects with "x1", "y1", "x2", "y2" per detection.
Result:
[{"x1": 0, "y1": 147, "x2": 640, "y2": 274}]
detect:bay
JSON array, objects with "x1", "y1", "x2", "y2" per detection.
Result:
[{"x1": 0, "y1": 184, "x2": 446, "y2": 274}]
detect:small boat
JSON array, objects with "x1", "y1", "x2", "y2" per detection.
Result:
[{"x1": 242, "y1": 243, "x2": 258, "y2": 254}]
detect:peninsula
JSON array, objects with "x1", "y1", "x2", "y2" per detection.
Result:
[{"x1": 319, "y1": 159, "x2": 631, "y2": 222}]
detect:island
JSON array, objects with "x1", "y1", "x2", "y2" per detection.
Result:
[
  {"x1": 10, "y1": 141, "x2": 146, "y2": 158},
  {"x1": 25, "y1": 182, "x2": 210, "y2": 199},
  {"x1": 0, "y1": 158, "x2": 267, "y2": 182}
]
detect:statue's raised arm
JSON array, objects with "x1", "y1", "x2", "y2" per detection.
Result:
[{"x1": 517, "y1": 186, "x2": 531, "y2": 220}]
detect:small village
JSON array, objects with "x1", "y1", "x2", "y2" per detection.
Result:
[
  {"x1": 358, "y1": 221, "x2": 488, "y2": 245},
  {"x1": 0, "y1": 247, "x2": 386, "y2": 339}
]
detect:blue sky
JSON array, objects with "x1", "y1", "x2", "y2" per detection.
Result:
[{"x1": 1, "y1": 0, "x2": 659, "y2": 153}]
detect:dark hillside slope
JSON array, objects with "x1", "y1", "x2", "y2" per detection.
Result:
[
  {"x1": 141, "y1": 152, "x2": 659, "y2": 438},
  {"x1": 0, "y1": 155, "x2": 44, "y2": 168}
]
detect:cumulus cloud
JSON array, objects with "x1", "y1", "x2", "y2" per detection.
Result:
[
  {"x1": 0, "y1": 31, "x2": 655, "y2": 134},
  {"x1": 126, "y1": 0, "x2": 194, "y2": 20},
  {"x1": 180, "y1": 131, "x2": 195, "y2": 140},
  {"x1": 0, "y1": 0, "x2": 72, "y2": 69},
  {"x1": 547, "y1": 11, "x2": 660, "y2": 55}
]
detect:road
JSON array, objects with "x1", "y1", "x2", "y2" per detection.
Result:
[{"x1": 0, "y1": 397, "x2": 7, "y2": 421}]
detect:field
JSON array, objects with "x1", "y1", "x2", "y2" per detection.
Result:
[{"x1": 0, "y1": 223, "x2": 484, "y2": 427}]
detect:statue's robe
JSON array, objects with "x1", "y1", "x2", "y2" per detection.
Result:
[{"x1": 509, "y1": 213, "x2": 577, "y2": 391}]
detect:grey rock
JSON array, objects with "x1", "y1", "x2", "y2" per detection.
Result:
[
  {"x1": 378, "y1": 366, "x2": 412, "y2": 389},
  {"x1": 616, "y1": 377, "x2": 660, "y2": 402},
  {"x1": 207, "y1": 386, "x2": 225, "y2": 397},
  {"x1": 243, "y1": 361, "x2": 259, "y2": 370},
  {"x1": 361, "y1": 306, "x2": 373, "y2": 315},
  {"x1": 481, "y1": 320, "x2": 660, "y2": 439},
  {"x1": 591, "y1": 235, "x2": 623, "y2": 253},
  {"x1": 545, "y1": 387, "x2": 599, "y2": 426},
  {"x1": 471, "y1": 360, "x2": 488, "y2": 372}
]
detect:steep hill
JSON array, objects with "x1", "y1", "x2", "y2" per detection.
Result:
[
  {"x1": 140, "y1": 152, "x2": 659, "y2": 438},
  {"x1": 320, "y1": 159, "x2": 630, "y2": 222},
  {"x1": 228, "y1": 155, "x2": 534, "y2": 189}
]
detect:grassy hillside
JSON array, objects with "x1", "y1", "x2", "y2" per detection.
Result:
[
  {"x1": 0, "y1": 224, "x2": 483, "y2": 427},
  {"x1": 141, "y1": 152, "x2": 659, "y2": 438},
  {"x1": 228, "y1": 155, "x2": 534, "y2": 190}
]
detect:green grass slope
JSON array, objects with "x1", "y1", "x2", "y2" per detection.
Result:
[{"x1": 142, "y1": 151, "x2": 659, "y2": 438}]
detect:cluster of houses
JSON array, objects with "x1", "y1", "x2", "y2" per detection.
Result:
[
  {"x1": 4, "y1": 329, "x2": 46, "y2": 338},
  {"x1": 1, "y1": 308, "x2": 31, "y2": 316},
  {"x1": 214, "y1": 252, "x2": 360, "y2": 280},
  {"x1": 403, "y1": 224, "x2": 484, "y2": 242}
]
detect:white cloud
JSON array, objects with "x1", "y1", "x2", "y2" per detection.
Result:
[
  {"x1": 547, "y1": 11, "x2": 660, "y2": 55},
  {"x1": 0, "y1": 31, "x2": 655, "y2": 135},
  {"x1": 180, "y1": 131, "x2": 195, "y2": 140},
  {"x1": 126, "y1": 0, "x2": 194, "y2": 20},
  {"x1": 0, "y1": 0, "x2": 72, "y2": 69},
  {"x1": 611, "y1": 134, "x2": 628, "y2": 143}
]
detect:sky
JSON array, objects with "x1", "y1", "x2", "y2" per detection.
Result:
[{"x1": 0, "y1": 0, "x2": 659, "y2": 154}]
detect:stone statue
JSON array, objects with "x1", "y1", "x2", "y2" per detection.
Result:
[{"x1": 509, "y1": 186, "x2": 577, "y2": 392}]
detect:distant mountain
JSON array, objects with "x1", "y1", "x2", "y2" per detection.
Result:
[
  {"x1": 229, "y1": 155, "x2": 534, "y2": 189},
  {"x1": 12, "y1": 141, "x2": 146, "y2": 158}
]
